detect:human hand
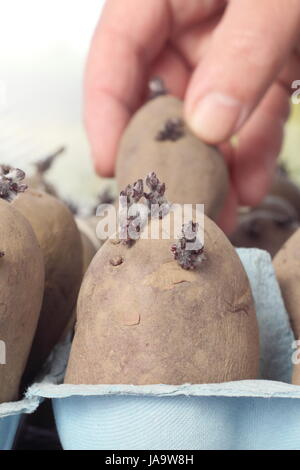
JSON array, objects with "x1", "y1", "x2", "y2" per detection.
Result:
[{"x1": 85, "y1": 0, "x2": 300, "y2": 232}]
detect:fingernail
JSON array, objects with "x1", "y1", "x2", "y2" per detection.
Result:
[{"x1": 189, "y1": 92, "x2": 245, "y2": 143}]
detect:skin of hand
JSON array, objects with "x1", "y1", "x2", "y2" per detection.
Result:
[{"x1": 84, "y1": 0, "x2": 300, "y2": 233}]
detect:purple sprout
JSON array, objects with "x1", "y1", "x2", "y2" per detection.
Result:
[
  {"x1": 171, "y1": 221, "x2": 205, "y2": 270},
  {"x1": 119, "y1": 173, "x2": 171, "y2": 245},
  {"x1": 35, "y1": 146, "x2": 65, "y2": 174},
  {"x1": 119, "y1": 179, "x2": 146, "y2": 246},
  {"x1": 144, "y1": 172, "x2": 170, "y2": 219},
  {"x1": 148, "y1": 77, "x2": 168, "y2": 100},
  {"x1": 0, "y1": 166, "x2": 27, "y2": 202}
]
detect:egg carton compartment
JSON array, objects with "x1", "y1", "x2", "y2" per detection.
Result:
[
  {"x1": 0, "y1": 322, "x2": 73, "y2": 450},
  {"x1": 0, "y1": 395, "x2": 41, "y2": 450},
  {"x1": 48, "y1": 382, "x2": 300, "y2": 450},
  {"x1": 22, "y1": 248, "x2": 300, "y2": 450}
]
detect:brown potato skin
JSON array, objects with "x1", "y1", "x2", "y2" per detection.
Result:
[
  {"x1": 60, "y1": 230, "x2": 97, "y2": 341},
  {"x1": 65, "y1": 214, "x2": 259, "y2": 385},
  {"x1": 0, "y1": 200, "x2": 44, "y2": 402},
  {"x1": 273, "y1": 229, "x2": 300, "y2": 384},
  {"x1": 12, "y1": 190, "x2": 83, "y2": 384},
  {"x1": 293, "y1": 364, "x2": 300, "y2": 385},
  {"x1": 80, "y1": 231, "x2": 97, "y2": 272},
  {"x1": 116, "y1": 96, "x2": 229, "y2": 220},
  {"x1": 76, "y1": 216, "x2": 103, "y2": 251}
]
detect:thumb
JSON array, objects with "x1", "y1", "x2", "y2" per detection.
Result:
[{"x1": 184, "y1": 0, "x2": 300, "y2": 143}]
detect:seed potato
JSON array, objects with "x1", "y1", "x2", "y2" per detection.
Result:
[
  {"x1": 12, "y1": 189, "x2": 83, "y2": 383},
  {"x1": 116, "y1": 95, "x2": 229, "y2": 220},
  {"x1": 65, "y1": 208, "x2": 259, "y2": 385},
  {"x1": 0, "y1": 200, "x2": 44, "y2": 402}
]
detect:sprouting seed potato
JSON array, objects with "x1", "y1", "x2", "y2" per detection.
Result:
[
  {"x1": 65, "y1": 175, "x2": 259, "y2": 386},
  {"x1": 116, "y1": 95, "x2": 229, "y2": 220},
  {"x1": 12, "y1": 189, "x2": 83, "y2": 384},
  {"x1": 0, "y1": 199, "x2": 44, "y2": 403}
]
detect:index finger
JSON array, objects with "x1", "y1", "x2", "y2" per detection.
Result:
[{"x1": 84, "y1": 0, "x2": 170, "y2": 176}]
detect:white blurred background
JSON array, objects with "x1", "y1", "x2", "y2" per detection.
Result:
[{"x1": 0, "y1": 0, "x2": 111, "y2": 208}]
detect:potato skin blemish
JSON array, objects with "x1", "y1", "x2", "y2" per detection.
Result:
[{"x1": 110, "y1": 256, "x2": 123, "y2": 267}]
